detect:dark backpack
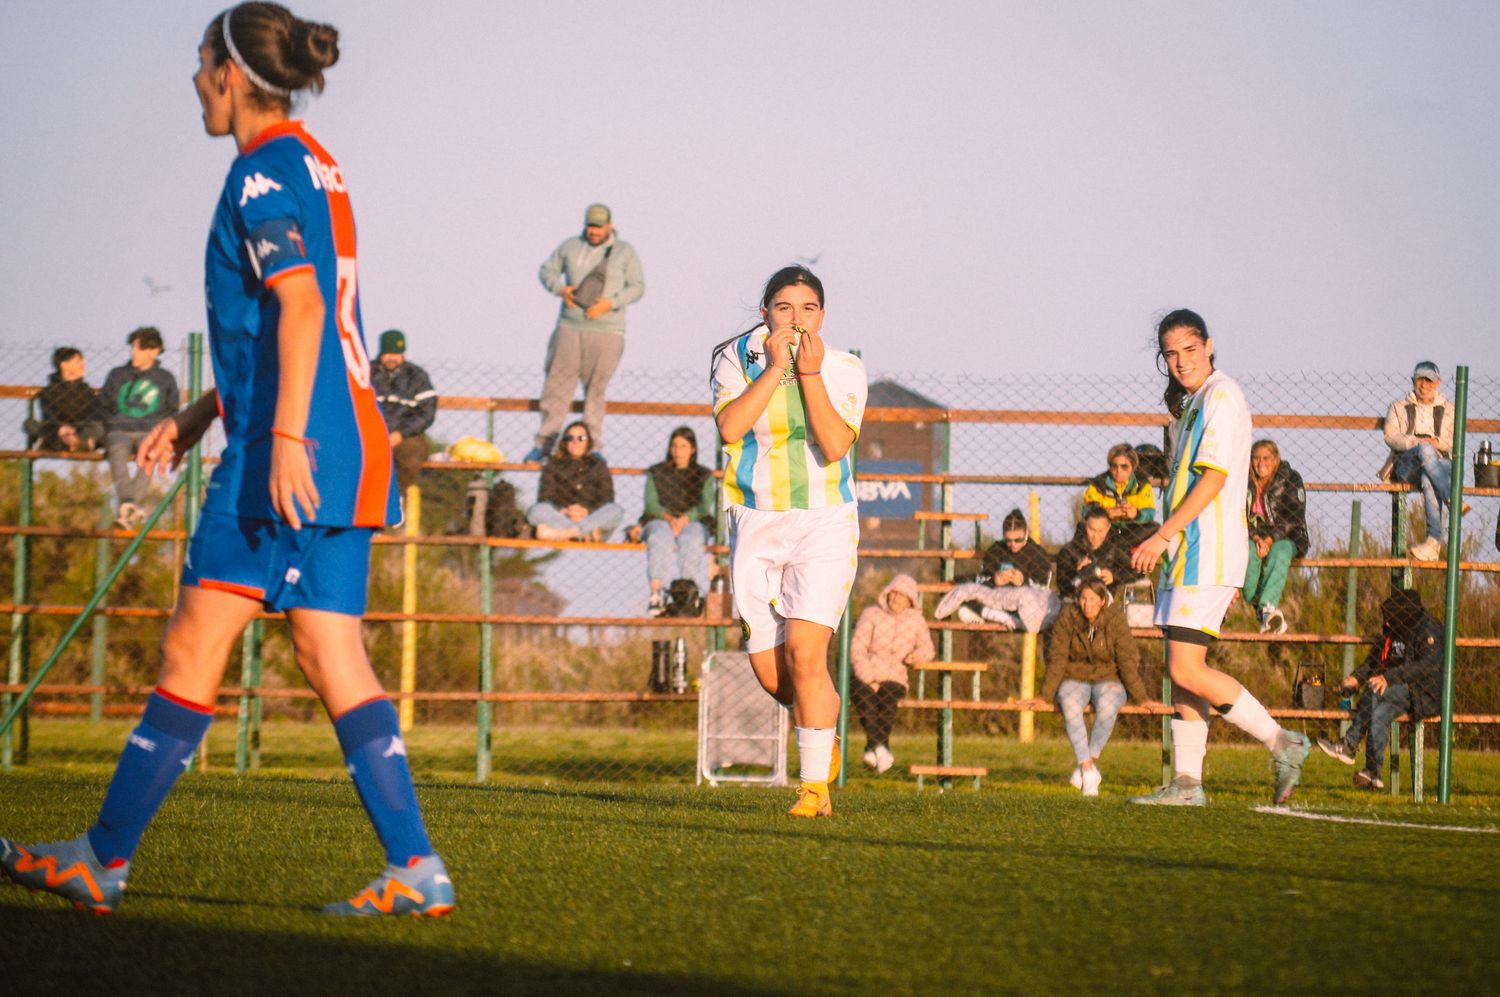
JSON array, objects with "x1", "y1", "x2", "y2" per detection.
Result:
[
  {"x1": 663, "y1": 578, "x2": 704, "y2": 618},
  {"x1": 484, "y1": 480, "x2": 528, "y2": 538}
]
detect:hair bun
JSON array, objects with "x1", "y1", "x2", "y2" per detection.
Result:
[{"x1": 289, "y1": 19, "x2": 339, "y2": 74}]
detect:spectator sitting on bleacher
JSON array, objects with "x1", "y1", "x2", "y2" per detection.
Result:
[
  {"x1": 1317, "y1": 588, "x2": 1443, "y2": 791},
  {"x1": 24, "y1": 347, "x2": 102, "y2": 453},
  {"x1": 958, "y1": 508, "x2": 1052, "y2": 628},
  {"x1": 371, "y1": 329, "x2": 437, "y2": 496},
  {"x1": 527, "y1": 420, "x2": 624, "y2": 541},
  {"x1": 1054, "y1": 504, "x2": 1136, "y2": 599},
  {"x1": 100, "y1": 327, "x2": 179, "y2": 529},
  {"x1": 849, "y1": 573, "x2": 935, "y2": 774},
  {"x1": 626, "y1": 426, "x2": 715, "y2": 616},
  {"x1": 1083, "y1": 443, "x2": 1157, "y2": 544},
  {"x1": 1244, "y1": 439, "x2": 1309, "y2": 635},
  {"x1": 1022, "y1": 577, "x2": 1158, "y2": 796},
  {"x1": 1379, "y1": 361, "x2": 1455, "y2": 562}
]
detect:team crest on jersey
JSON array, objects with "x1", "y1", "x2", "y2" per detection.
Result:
[{"x1": 239, "y1": 172, "x2": 283, "y2": 206}]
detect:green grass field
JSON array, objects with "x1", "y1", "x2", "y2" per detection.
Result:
[{"x1": 4, "y1": 722, "x2": 1499, "y2": 995}]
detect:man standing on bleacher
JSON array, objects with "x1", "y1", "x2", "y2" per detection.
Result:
[{"x1": 1317, "y1": 588, "x2": 1443, "y2": 790}]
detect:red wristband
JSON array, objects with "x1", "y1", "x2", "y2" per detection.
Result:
[
  {"x1": 796, "y1": 369, "x2": 822, "y2": 376},
  {"x1": 271, "y1": 428, "x2": 305, "y2": 444}
]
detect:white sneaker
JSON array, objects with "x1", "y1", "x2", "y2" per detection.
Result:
[
  {"x1": 533, "y1": 523, "x2": 580, "y2": 541},
  {"x1": 647, "y1": 592, "x2": 666, "y2": 617},
  {"x1": 1081, "y1": 765, "x2": 1102, "y2": 797},
  {"x1": 1263, "y1": 605, "x2": 1288, "y2": 635},
  {"x1": 115, "y1": 502, "x2": 142, "y2": 530},
  {"x1": 1069, "y1": 766, "x2": 1083, "y2": 789},
  {"x1": 955, "y1": 605, "x2": 983, "y2": 624},
  {"x1": 1409, "y1": 537, "x2": 1441, "y2": 561},
  {"x1": 862, "y1": 749, "x2": 878, "y2": 770},
  {"x1": 874, "y1": 744, "x2": 894, "y2": 774}
]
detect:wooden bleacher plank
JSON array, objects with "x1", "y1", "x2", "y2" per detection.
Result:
[
  {"x1": 910, "y1": 660, "x2": 988, "y2": 673},
  {"x1": 912, "y1": 510, "x2": 989, "y2": 521},
  {"x1": 910, "y1": 764, "x2": 988, "y2": 778}
]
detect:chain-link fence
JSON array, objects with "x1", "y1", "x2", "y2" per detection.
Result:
[{"x1": 2, "y1": 337, "x2": 1497, "y2": 784}]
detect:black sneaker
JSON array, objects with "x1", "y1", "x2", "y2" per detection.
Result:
[
  {"x1": 1353, "y1": 769, "x2": 1385, "y2": 790},
  {"x1": 1316, "y1": 736, "x2": 1356, "y2": 765}
]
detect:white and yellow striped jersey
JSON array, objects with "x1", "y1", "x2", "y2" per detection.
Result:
[
  {"x1": 710, "y1": 325, "x2": 867, "y2": 511},
  {"x1": 1160, "y1": 369, "x2": 1252, "y2": 589}
]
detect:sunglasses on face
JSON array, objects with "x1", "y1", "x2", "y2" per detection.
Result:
[
  {"x1": 1110, "y1": 462, "x2": 1133, "y2": 470},
  {"x1": 564, "y1": 434, "x2": 589, "y2": 443},
  {"x1": 1004, "y1": 536, "x2": 1027, "y2": 546}
]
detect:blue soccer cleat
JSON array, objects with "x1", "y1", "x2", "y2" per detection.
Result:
[
  {"x1": 323, "y1": 854, "x2": 455, "y2": 917},
  {"x1": 1271, "y1": 730, "x2": 1312, "y2": 805},
  {"x1": 0, "y1": 833, "x2": 128, "y2": 914}
]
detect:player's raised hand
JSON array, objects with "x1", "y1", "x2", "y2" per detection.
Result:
[
  {"x1": 796, "y1": 326, "x2": 826, "y2": 371},
  {"x1": 764, "y1": 326, "x2": 798, "y2": 372},
  {"x1": 270, "y1": 435, "x2": 320, "y2": 530}
]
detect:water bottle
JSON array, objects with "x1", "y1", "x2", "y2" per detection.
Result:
[{"x1": 670, "y1": 637, "x2": 689, "y2": 694}]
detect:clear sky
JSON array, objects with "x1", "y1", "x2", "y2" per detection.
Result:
[{"x1": 1, "y1": 1, "x2": 1496, "y2": 381}]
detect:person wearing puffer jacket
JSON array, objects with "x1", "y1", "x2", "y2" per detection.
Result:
[
  {"x1": 849, "y1": 573, "x2": 935, "y2": 773},
  {"x1": 1022, "y1": 578, "x2": 1159, "y2": 796}
]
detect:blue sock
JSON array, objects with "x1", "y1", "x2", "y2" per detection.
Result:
[
  {"x1": 333, "y1": 698, "x2": 432, "y2": 866},
  {"x1": 88, "y1": 690, "x2": 213, "y2": 866}
]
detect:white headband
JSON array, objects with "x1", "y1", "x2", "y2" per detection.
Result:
[{"x1": 222, "y1": 10, "x2": 291, "y2": 98}]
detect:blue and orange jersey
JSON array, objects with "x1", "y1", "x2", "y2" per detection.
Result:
[{"x1": 202, "y1": 120, "x2": 397, "y2": 528}]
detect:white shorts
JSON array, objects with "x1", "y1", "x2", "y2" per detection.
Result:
[
  {"x1": 1153, "y1": 584, "x2": 1236, "y2": 637},
  {"x1": 728, "y1": 502, "x2": 859, "y2": 654}
]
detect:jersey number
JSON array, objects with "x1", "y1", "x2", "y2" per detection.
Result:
[{"x1": 335, "y1": 256, "x2": 371, "y2": 389}]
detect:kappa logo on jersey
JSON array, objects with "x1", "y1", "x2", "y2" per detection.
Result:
[
  {"x1": 381, "y1": 736, "x2": 407, "y2": 759},
  {"x1": 128, "y1": 733, "x2": 157, "y2": 752},
  {"x1": 253, "y1": 238, "x2": 278, "y2": 260},
  {"x1": 303, "y1": 154, "x2": 347, "y2": 193},
  {"x1": 239, "y1": 171, "x2": 284, "y2": 206}
]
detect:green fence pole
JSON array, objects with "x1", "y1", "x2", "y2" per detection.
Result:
[
  {"x1": 476, "y1": 409, "x2": 495, "y2": 782},
  {"x1": 1340, "y1": 501, "x2": 1362, "y2": 737},
  {"x1": 0, "y1": 474, "x2": 188, "y2": 741},
  {"x1": 1391, "y1": 493, "x2": 1411, "y2": 591},
  {"x1": 4, "y1": 456, "x2": 35, "y2": 770},
  {"x1": 1438, "y1": 365, "x2": 1468, "y2": 803},
  {"x1": 834, "y1": 348, "x2": 862, "y2": 787},
  {"x1": 235, "y1": 618, "x2": 262, "y2": 774},
  {"x1": 89, "y1": 496, "x2": 113, "y2": 723},
  {"x1": 185, "y1": 333, "x2": 204, "y2": 536}
]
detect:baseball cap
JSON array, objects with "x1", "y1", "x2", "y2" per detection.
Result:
[
  {"x1": 128, "y1": 326, "x2": 164, "y2": 350},
  {"x1": 379, "y1": 329, "x2": 407, "y2": 356},
  {"x1": 1412, "y1": 361, "x2": 1440, "y2": 381},
  {"x1": 584, "y1": 203, "x2": 611, "y2": 226}
]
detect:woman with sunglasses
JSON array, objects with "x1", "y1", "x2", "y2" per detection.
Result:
[
  {"x1": 1083, "y1": 443, "x2": 1158, "y2": 545},
  {"x1": 711, "y1": 265, "x2": 867, "y2": 818},
  {"x1": 1127, "y1": 309, "x2": 1310, "y2": 807},
  {"x1": 956, "y1": 509, "x2": 1051, "y2": 628},
  {"x1": 527, "y1": 420, "x2": 624, "y2": 541}
]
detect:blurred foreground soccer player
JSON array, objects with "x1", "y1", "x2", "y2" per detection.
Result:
[
  {"x1": 711, "y1": 266, "x2": 868, "y2": 817},
  {"x1": 0, "y1": 3, "x2": 452, "y2": 916},
  {"x1": 1126, "y1": 309, "x2": 1310, "y2": 807}
]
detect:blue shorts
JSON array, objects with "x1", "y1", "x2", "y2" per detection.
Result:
[{"x1": 181, "y1": 510, "x2": 373, "y2": 616}]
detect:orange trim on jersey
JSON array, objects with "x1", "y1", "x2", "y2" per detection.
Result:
[
  {"x1": 242, "y1": 119, "x2": 308, "y2": 156},
  {"x1": 196, "y1": 578, "x2": 267, "y2": 601},
  {"x1": 154, "y1": 686, "x2": 215, "y2": 715},
  {"x1": 296, "y1": 129, "x2": 392, "y2": 528},
  {"x1": 265, "y1": 262, "x2": 316, "y2": 288}
]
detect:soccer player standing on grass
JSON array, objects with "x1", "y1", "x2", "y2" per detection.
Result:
[
  {"x1": 0, "y1": 3, "x2": 453, "y2": 916},
  {"x1": 1127, "y1": 309, "x2": 1311, "y2": 806},
  {"x1": 711, "y1": 266, "x2": 867, "y2": 817}
]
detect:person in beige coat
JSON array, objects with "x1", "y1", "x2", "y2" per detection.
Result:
[
  {"x1": 1023, "y1": 578, "x2": 1159, "y2": 795},
  {"x1": 849, "y1": 573, "x2": 935, "y2": 773}
]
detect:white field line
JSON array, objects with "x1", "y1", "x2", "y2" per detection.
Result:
[{"x1": 1252, "y1": 805, "x2": 1499, "y2": 834}]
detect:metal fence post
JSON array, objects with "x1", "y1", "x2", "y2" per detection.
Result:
[
  {"x1": 1340, "y1": 500, "x2": 1362, "y2": 737},
  {"x1": 1438, "y1": 365, "x2": 1468, "y2": 803},
  {"x1": 4, "y1": 455, "x2": 34, "y2": 770},
  {"x1": 476, "y1": 408, "x2": 495, "y2": 782},
  {"x1": 90, "y1": 496, "x2": 112, "y2": 723}
]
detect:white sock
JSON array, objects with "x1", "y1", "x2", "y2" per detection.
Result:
[
  {"x1": 796, "y1": 726, "x2": 835, "y2": 783},
  {"x1": 1221, "y1": 687, "x2": 1281, "y2": 749},
  {"x1": 1171, "y1": 719, "x2": 1208, "y2": 782}
]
